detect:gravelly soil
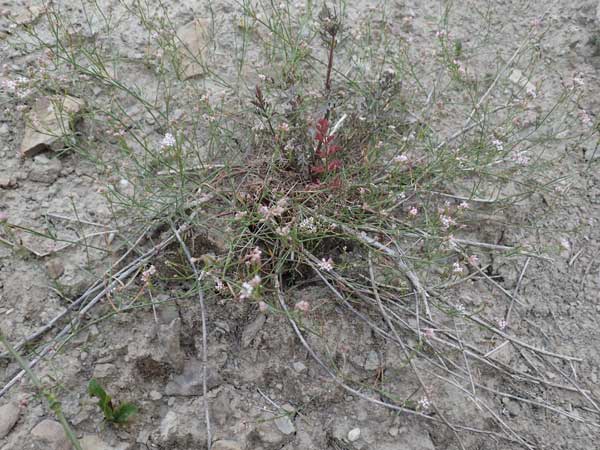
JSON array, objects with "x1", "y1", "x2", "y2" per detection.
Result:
[{"x1": 1, "y1": 1, "x2": 600, "y2": 449}]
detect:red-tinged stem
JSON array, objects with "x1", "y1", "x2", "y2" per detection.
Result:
[
  {"x1": 312, "y1": 33, "x2": 337, "y2": 173},
  {"x1": 324, "y1": 34, "x2": 336, "y2": 93}
]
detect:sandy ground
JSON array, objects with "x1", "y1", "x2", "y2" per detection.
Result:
[{"x1": 1, "y1": 0, "x2": 600, "y2": 449}]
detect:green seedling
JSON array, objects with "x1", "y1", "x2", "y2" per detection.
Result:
[{"x1": 88, "y1": 379, "x2": 138, "y2": 424}]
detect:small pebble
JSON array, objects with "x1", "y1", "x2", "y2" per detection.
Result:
[
  {"x1": 347, "y1": 427, "x2": 360, "y2": 442},
  {"x1": 293, "y1": 361, "x2": 307, "y2": 373},
  {"x1": 149, "y1": 390, "x2": 162, "y2": 400}
]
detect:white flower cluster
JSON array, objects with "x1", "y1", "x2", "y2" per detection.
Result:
[
  {"x1": 160, "y1": 132, "x2": 176, "y2": 150},
  {"x1": 1, "y1": 76, "x2": 31, "y2": 98},
  {"x1": 298, "y1": 217, "x2": 317, "y2": 233}
]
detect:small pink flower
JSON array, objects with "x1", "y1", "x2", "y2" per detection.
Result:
[
  {"x1": 511, "y1": 150, "x2": 530, "y2": 165},
  {"x1": 423, "y1": 328, "x2": 435, "y2": 339},
  {"x1": 452, "y1": 262, "x2": 463, "y2": 273},
  {"x1": 259, "y1": 301, "x2": 269, "y2": 312},
  {"x1": 530, "y1": 17, "x2": 542, "y2": 29},
  {"x1": 458, "y1": 201, "x2": 470, "y2": 210},
  {"x1": 141, "y1": 265, "x2": 157, "y2": 283},
  {"x1": 455, "y1": 303, "x2": 466, "y2": 314},
  {"x1": 512, "y1": 116, "x2": 523, "y2": 128},
  {"x1": 467, "y1": 254, "x2": 479, "y2": 266},
  {"x1": 239, "y1": 282, "x2": 253, "y2": 300},
  {"x1": 392, "y1": 154, "x2": 409, "y2": 164},
  {"x1": 240, "y1": 275, "x2": 262, "y2": 300},
  {"x1": 453, "y1": 59, "x2": 466, "y2": 76},
  {"x1": 318, "y1": 257, "x2": 334, "y2": 272},
  {"x1": 295, "y1": 300, "x2": 310, "y2": 312},
  {"x1": 572, "y1": 74, "x2": 584, "y2": 88},
  {"x1": 202, "y1": 113, "x2": 216, "y2": 123},
  {"x1": 259, "y1": 205, "x2": 270, "y2": 218},
  {"x1": 409, "y1": 206, "x2": 418, "y2": 217},
  {"x1": 578, "y1": 110, "x2": 593, "y2": 127},
  {"x1": 440, "y1": 214, "x2": 456, "y2": 230},
  {"x1": 246, "y1": 247, "x2": 262, "y2": 265},
  {"x1": 497, "y1": 318, "x2": 508, "y2": 330},
  {"x1": 276, "y1": 225, "x2": 291, "y2": 236},
  {"x1": 418, "y1": 396, "x2": 431, "y2": 411},
  {"x1": 214, "y1": 278, "x2": 225, "y2": 291},
  {"x1": 270, "y1": 197, "x2": 288, "y2": 217}
]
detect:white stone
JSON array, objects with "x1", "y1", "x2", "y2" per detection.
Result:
[
  {"x1": 274, "y1": 415, "x2": 295, "y2": 435},
  {"x1": 347, "y1": 427, "x2": 361, "y2": 442},
  {"x1": 0, "y1": 403, "x2": 20, "y2": 439},
  {"x1": 176, "y1": 19, "x2": 211, "y2": 80},
  {"x1": 508, "y1": 69, "x2": 536, "y2": 97},
  {"x1": 31, "y1": 419, "x2": 71, "y2": 450},
  {"x1": 160, "y1": 411, "x2": 178, "y2": 441},
  {"x1": 81, "y1": 434, "x2": 128, "y2": 450},
  {"x1": 20, "y1": 96, "x2": 84, "y2": 157},
  {"x1": 292, "y1": 361, "x2": 307, "y2": 372}
]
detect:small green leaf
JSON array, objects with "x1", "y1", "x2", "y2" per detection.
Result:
[
  {"x1": 88, "y1": 379, "x2": 114, "y2": 420},
  {"x1": 112, "y1": 403, "x2": 138, "y2": 423},
  {"x1": 454, "y1": 40, "x2": 463, "y2": 58},
  {"x1": 87, "y1": 379, "x2": 106, "y2": 400}
]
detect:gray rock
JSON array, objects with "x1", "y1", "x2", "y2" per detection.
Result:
[
  {"x1": 212, "y1": 440, "x2": 243, "y2": 450},
  {"x1": 0, "y1": 402, "x2": 20, "y2": 439},
  {"x1": 508, "y1": 69, "x2": 536, "y2": 96},
  {"x1": 363, "y1": 351, "x2": 379, "y2": 371},
  {"x1": 377, "y1": 428, "x2": 436, "y2": 450},
  {"x1": 165, "y1": 359, "x2": 222, "y2": 396},
  {"x1": 80, "y1": 434, "x2": 128, "y2": 450},
  {"x1": 502, "y1": 397, "x2": 521, "y2": 417},
  {"x1": 274, "y1": 414, "x2": 295, "y2": 435},
  {"x1": 214, "y1": 320, "x2": 230, "y2": 334},
  {"x1": 31, "y1": 419, "x2": 71, "y2": 450},
  {"x1": 13, "y1": 5, "x2": 46, "y2": 27},
  {"x1": 158, "y1": 317, "x2": 186, "y2": 371},
  {"x1": 242, "y1": 314, "x2": 266, "y2": 348},
  {"x1": 292, "y1": 361, "x2": 307, "y2": 373},
  {"x1": 0, "y1": 175, "x2": 17, "y2": 188},
  {"x1": 156, "y1": 401, "x2": 207, "y2": 445},
  {"x1": 149, "y1": 390, "x2": 162, "y2": 401},
  {"x1": 159, "y1": 411, "x2": 178, "y2": 442},
  {"x1": 92, "y1": 363, "x2": 115, "y2": 379},
  {"x1": 136, "y1": 429, "x2": 151, "y2": 444},
  {"x1": 155, "y1": 299, "x2": 179, "y2": 324},
  {"x1": 20, "y1": 95, "x2": 84, "y2": 157},
  {"x1": 176, "y1": 19, "x2": 211, "y2": 80},
  {"x1": 0, "y1": 123, "x2": 9, "y2": 135},
  {"x1": 56, "y1": 263, "x2": 96, "y2": 298},
  {"x1": 28, "y1": 154, "x2": 62, "y2": 184},
  {"x1": 255, "y1": 421, "x2": 287, "y2": 445},
  {"x1": 46, "y1": 259, "x2": 65, "y2": 279},
  {"x1": 487, "y1": 340, "x2": 514, "y2": 365},
  {"x1": 347, "y1": 427, "x2": 360, "y2": 442}
]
